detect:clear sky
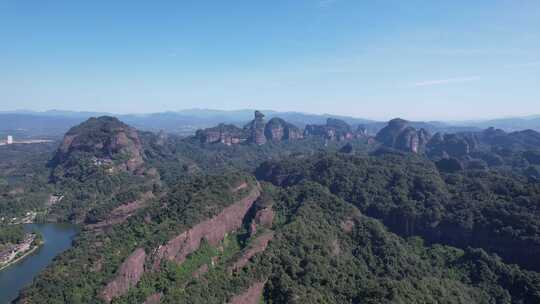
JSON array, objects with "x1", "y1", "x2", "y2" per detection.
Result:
[{"x1": 1, "y1": 0, "x2": 539, "y2": 120}]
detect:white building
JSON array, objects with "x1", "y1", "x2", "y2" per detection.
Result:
[{"x1": 6, "y1": 135, "x2": 13, "y2": 144}]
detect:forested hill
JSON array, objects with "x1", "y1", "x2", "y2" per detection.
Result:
[
  {"x1": 4, "y1": 114, "x2": 540, "y2": 303},
  {"x1": 256, "y1": 153, "x2": 540, "y2": 271}
]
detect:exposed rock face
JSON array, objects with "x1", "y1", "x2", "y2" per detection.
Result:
[
  {"x1": 192, "y1": 263, "x2": 209, "y2": 278},
  {"x1": 100, "y1": 248, "x2": 146, "y2": 303},
  {"x1": 152, "y1": 186, "x2": 261, "y2": 268},
  {"x1": 375, "y1": 118, "x2": 431, "y2": 153},
  {"x1": 229, "y1": 232, "x2": 274, "y2": 273},
  {"x1": 264, "y1": 118, "x2": 303, "y2": 142},
  {"x1": 195, "y1": 111, "x2": 302, "y2": 145},
  {"x1": 244, "y1": 111, "x2": 267, "y2": 145},
  {"x1": 101, "y1": 185, "x2": 260, "y2": 302},
  {"x1": 196, "y1": 124, "x2": 247, "y2": 145},
  {"x1": 228, "y1": 281, "x2": 266, "y2": 304},
  {"x1": 143, "y1": 293, "x2": 163, "y2": 304},
  {"x1": 304, "y1": 118, "x2": 354, "y2": 141},
  {"x1": 87, "y1": 191, "x2": 155, "y2": 228},
  {"x1": 356, "y1": 125, "x2": 368, "y2": 138},
  {"x1": 249, "y1": 205, "x2": 274, "y2": 236},
  {"x1": 375, "y1": 118, "x2": 408, "y2": 146},
  {"x1": 232, "y1": 182, "x2": 249, "y2": 193},
  {"x1": 330, "y1": 239, "x2": 341, "y2": 256},
  {"x1": 427, "y1": 133, "x2": 478, "y2": 158},
  {"x1": 341, "y1": 219, "x2": 355, "y2": 233},
  {"x1": 53, "y1": 116, "x2": 144, "y2": 174}
]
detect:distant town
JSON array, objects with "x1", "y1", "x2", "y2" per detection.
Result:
[{"x1": 0, "y1": 135, "x2": 53, "y2": 146}]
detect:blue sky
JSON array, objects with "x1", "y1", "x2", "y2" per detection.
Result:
[{"x1": 1, "y1": 0, "x2": 539, "y2": 120}]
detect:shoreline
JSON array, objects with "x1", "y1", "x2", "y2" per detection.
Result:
[{"x1": 0, "y1": 241, "x2": 43, "y2": 272}]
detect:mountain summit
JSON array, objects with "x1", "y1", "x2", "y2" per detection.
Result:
[{"x1": 51, "y1": 116, "x2": 145, "y2": 178}]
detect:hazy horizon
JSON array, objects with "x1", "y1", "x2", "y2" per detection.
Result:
[
  {"x1": 2, "y1": 1, "x2": 539, "y2": 120},
  {"x1": 3, "y1": 107, "x2": 540, "y2": 124}
]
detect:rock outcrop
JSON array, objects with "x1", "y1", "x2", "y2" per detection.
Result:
[
  {"x1": 249, "y1": 201, "x2": 274, "y2": 236},
  {"x1": 52, "y1": 116, "x2": 145, "y2": 175},
  {"x1": 264, "y1": 118, "x2": 303, "y2": 141},
  {"x1": 375, "y1": 118, "x2": 431, "y2": 153},
  {"x1": 195, "y1": 124, "x2": 247, "y2": 145},
  {"x1": 229, "y1": 232, "x2": 274, "y2": 273},
  {"x1": 228, "y1": 281, "x2": 266, "y2": 304},
  {"x1": 195, "y1": 111, "x2": 302, "y2": 145},
  {"x1": 87, "y1": 191, "x2": 154, "y2": 228},
  {"x1": 143, "y1": 293, "x2": 163, "y2": 304},
  {"x1": 100, "y1": 185, "x2": 260, "y2": 302},
  {"x1": 100, "y1": 248, "x2": 146, "y2": 303},
  {"x1": 427, "y1": 132, "x2": 478, "y2": 158},
  {"x1": 304, "y1": 118, "x2": 354, "y2": 141},
  {"x1": 152, "y1": 186, "x2": 261, "y2": 268},
  {"x1": 244, "y1": 111, "x2": 267, "y2": 145}
]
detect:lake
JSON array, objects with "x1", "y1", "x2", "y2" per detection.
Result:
[{"x1": 0, "y1": 223, "x2": 78, "y2": 304}]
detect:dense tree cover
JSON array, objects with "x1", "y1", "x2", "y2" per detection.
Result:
[
  {"x1": 96, "y1": 182, "x2": 540, "y2": 303},
  {"x1": 256, "y1": 153, "x2": 540, "y2": 271},
  {"x1": 0, "y1": 224, "x2": 26, "y2": 250},
  {"x1": 6, "y1": 119, "x2": 540, "y2": 303},
  {"x1": 252, "y1": 182, "x2": 540, "y2": 303},
  {"x1": 0, "y1": 125, "x2": 369, "y2": 223},
  {"x1": 0, "y1": 143, "x2": 56, "y2": 219},
  {"x1": 169, "y1": 136, "x2": 370, "y2": 173},
  {"x1": 48, "y1": 165, "x2": 155, "y2": 223},
  {"x1": 17, "y1": 172, "x2": 256, "y2": 303}
]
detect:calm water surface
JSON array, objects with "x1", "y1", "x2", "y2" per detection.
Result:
[{"x1": 0, "y1": 223, "x2": 78, "y2": 304}]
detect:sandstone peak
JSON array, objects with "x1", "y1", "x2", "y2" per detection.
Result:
[
  {"x1": 376, "y1": 118, "x2": 430, "y2": 153},
  {"x1": 52, "y1": 116, "x2": 145, "y2": 177},
  {"x1": 196, "y1": 111, "x2": 302, "y2": 145}
]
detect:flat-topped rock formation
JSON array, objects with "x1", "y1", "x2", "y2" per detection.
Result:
[
  {"x1": 304, "y1": 118, "x2": 356, "y2": 141},
  {"x1": 375, "y1": 118, "x2": 431, "y2": 153},
  {"x1": 195, "y1": 111, "x2": 302, "y2": 145}
]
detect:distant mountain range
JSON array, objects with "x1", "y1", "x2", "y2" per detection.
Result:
[{"x1": 1, "y1": 109, "x2": 539, "y2": 138}]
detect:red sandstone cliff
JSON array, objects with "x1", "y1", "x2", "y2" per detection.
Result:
[
  {"x1": 100, "y1": 185, "x2": 260, "y2": 302},
  {"x1": 100, "y1": 248, "x2": 146, "y2": 303},
  {"x1": 143, "y1": 292, "x2": 163, "y2": 304},
  {"x1": 229, "y1": 231, "x2": 274, "y2": 273},
  {"x1": 152, "y1": 186, "x2": 260, "y2": 268},
  {"x1": 228, "y1": 281, "x2": 267, "y2": 304},
  {"x1": 249, "y1": 204, "x2": 274, "y2": 236}
]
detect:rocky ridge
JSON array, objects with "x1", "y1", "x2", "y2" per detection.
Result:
[{"x1": 100, "y1": 184, "x2": 261, "y2": 302}]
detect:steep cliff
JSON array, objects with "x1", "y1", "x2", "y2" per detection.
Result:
[
  {"x1": 264, "y1": 117, "x2": 303, "y2": 141},
  {"x1": 100, "y1": 248, "x2": 146, "y2": 303},
  {"x1": 99, "y1": 184, "x2": 261, "y2": 302},
  {"x1": 304, "y1": 118, "x2": 354, "y2": 141},
  {"x1": 244, "y1": 111, "x2": 267, "y2": 145},
  {"x1": 427, "y1": 132, "x2": 478, "y2": 158},
  {"x1": 152, "y1": 186, "x2": 260, "y2": 267},
  {"x1": 51, "y1": 116, "x2": 145, "y2": 177},
  {"x1": 229, "y1": 232, "x2": 273, "y2": 273},
  {"x1": 195, "y1": 124, "x2": 247, "y2": 145},
  {"x1": 195, "y1": 111, "x2": 302, "y2": 145},
  {"x1": 376, "y1": 118, "x2": 431, "y2": 153}
]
